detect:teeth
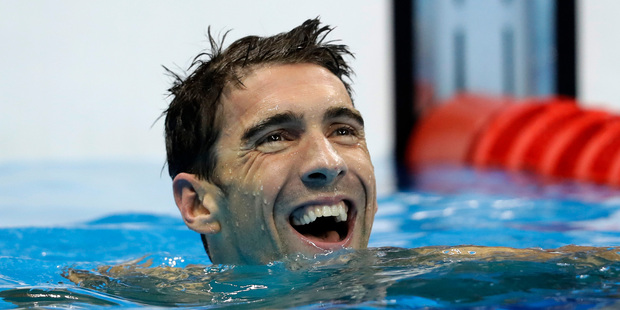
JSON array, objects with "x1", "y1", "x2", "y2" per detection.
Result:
[
  {"x1": 291, "y1": 202, "x2": 349, "y2": 226},
  {"x1": 322, "y1": 206, "x2": 332, "y2": 217},
  {"x1": 308, "y1": 210, "x2": 317, "y2": 222},
  {"x1": 314, "y1": 208, "x2": 323, "y2": 217}
]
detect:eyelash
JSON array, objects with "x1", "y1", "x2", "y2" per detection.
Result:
[
  {"x1": 256, "y1": 130, "x2": 291, "y2": 146},
  {"x1": 332, "y1": 125, "x2": 357, "y2": 137}
]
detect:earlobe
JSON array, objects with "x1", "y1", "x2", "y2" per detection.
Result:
[{"x1": 172, "y1": 173, "x2": 221, "y2": 235}]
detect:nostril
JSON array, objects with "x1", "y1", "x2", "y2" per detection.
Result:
[
  {"x1": 302, "y1": 168, "x2": 345, "y2": 186},
  {"x1": 307, "y1": 172, "x2": 327, "y2": 181}
]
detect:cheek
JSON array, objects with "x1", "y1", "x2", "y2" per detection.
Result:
[
  {"x1": 345, "y1": 148, "x2": 375, "y2": 175},
  {"x1": 225, "y1": 152, "x2": 294, "y2": 201},
  {"x1": 249, "y1": 155, "x2": 294, "y2": 197},
  {"x1": 217, "y1": 151, "x2": 264, "y2": 185}
]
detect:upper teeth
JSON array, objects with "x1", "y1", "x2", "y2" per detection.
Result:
[{"x1": 291, "y1": 202, "x2": 349, "y2": 226}]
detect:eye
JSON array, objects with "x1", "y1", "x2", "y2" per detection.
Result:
[
  {"x1": 335, "y1": 127, "x2": 353, "y2": 136},
  {"x1": 263, "y1": 133, "x2": 283, "y2": 143},
  {"x1": 256, "y1": 130, "x2": 296, "y2": 153},
  {"x1": 329, "y1": 125, "x2": 360, "y2": 145},
  {"x1": 331, "y1": 125, "x2": 357, "y2": 136}
]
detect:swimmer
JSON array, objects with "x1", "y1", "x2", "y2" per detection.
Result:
[{"x1": 163, "y1": 18, "x2": 377, "y2": 265}]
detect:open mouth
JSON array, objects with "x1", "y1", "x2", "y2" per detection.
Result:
[{"x1": 289, "y1": 201, "x2": 351, "y2": 244}]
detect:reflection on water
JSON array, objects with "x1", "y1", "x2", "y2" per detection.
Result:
[{"x1": 0, "y1": 288, "x2": 123, "y2": 308}]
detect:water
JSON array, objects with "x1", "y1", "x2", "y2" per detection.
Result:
[{"x1": 1, "y1": 164, "x2": 620, "y2": 308}]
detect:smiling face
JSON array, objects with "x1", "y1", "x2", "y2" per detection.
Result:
[{"x1": 182, "y1": 63, "x2": 377, "y2": 265}]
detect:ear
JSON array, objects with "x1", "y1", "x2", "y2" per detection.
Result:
[{"x1": 172, "y1": 173, "x2": 221, "y2": 235}]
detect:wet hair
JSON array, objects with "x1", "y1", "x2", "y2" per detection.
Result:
[
  {"x1": 163, "y1": 18, "x2": 354, "y2": 261},
  {"x1": 163, "y1": 17, "x2": 354, "y2": 183}
]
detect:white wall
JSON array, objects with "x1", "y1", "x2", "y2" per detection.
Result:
[
  {"x1": 578, "y1": 0, "x2": 620, "y2": 112},
  {"x1": 0, "y1": 1, "x2": 394, "y2": 187}
]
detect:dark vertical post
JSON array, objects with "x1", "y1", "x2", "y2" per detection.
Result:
[
  {"x1": 393, "y1": 0, "x2": 416, "y2": 189},
  {"x1": 454, "y1": 29, "x2": 466, "y2": 92},
  {"x1": 555, "y1": 0, "x2": 577, "y2": 97},
  {"x1": 502, "y1": 26, "x2": 515, "y2": 95}
]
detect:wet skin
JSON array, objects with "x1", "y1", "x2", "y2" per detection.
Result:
[{"x1": 174, "y1": 63, "x2": 377, "y2": 265}]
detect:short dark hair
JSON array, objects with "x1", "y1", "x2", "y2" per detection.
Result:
[{"x1": 163, "y1": 18, "x2": 354, "y2": 182}]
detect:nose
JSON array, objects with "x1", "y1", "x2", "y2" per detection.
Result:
[{"x1": 300, "y1": 135, "x2": 347, "y2": 187}]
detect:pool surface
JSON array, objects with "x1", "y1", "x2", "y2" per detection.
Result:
[{"x1": 1, "y1": 163, "x2": 619, "y2": 308}]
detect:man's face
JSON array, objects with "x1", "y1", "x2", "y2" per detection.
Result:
[{"x1": 205, "y1": 63, "x2": 377, "y2": 265}]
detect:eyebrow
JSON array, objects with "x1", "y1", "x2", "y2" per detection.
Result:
[
  {"x1": 323, "y1": 106, "x2": 365, "y2": 127},
  {"x1": 241, "y1": 111, "x2": 303, "y2": 142}
]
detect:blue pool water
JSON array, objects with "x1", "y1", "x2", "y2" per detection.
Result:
[{"x1": 1, "y1": 163, "x2": 619, "y2": 308}]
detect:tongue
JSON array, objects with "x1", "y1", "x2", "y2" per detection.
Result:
[{"x1": 307, "y1": 230, "x2": 341, "y2": 243}]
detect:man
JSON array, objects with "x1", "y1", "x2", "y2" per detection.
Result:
[{"x1": 164, "y1": 18, "x2": 378, "y2": 265}]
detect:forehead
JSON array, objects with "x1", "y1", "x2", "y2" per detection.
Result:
[{"x1": 219, "y1": 63, "x2": 352, "y2": 121}]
